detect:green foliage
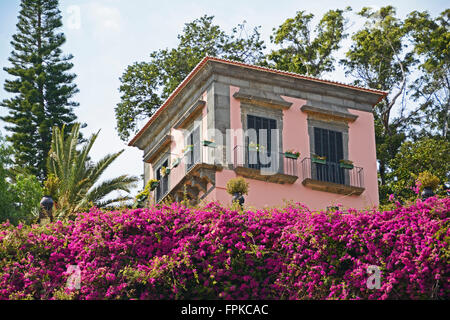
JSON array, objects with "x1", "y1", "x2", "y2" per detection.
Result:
[
  {"x1": 405, "y1": 10, "x2": 450, "y2": 139},
  {"x1": 265, "y1": 8, "x2": 351, "y2": 76},
  {"x1": 0, "y1": 134, "x2": 43, "y2": 224},
  {"x1": 342, "y1": 6, "x2": 417, "y2": 197},
  {"x1": 387, "y1": 137, "x2": 449, "y2": 201},
  {"x1": 115, "y1": 15, "x2": 265, "y2": 141},
  {"x1": 1, "y1": 0, "x2": 79, "y2": 180},
  {"x1": 226, "y1": 177, "x2": 249, "y2": 195},
  {"x1": 134, "y1": 179, "x2": 159, "y2": 208},
  {"x1": 9, "y1": 174, "x2": 43, "y2": 224},
  {"x1": 0, "y1": 135, "x2": 14, "y2": 222},
  {"x1": 46, "y1": 123, "x2": 138, "y2": 220},
  {"x1": 417, "y1": 171, "x2": 440, "y2": 190},
  {"x1": 43, "y1": 174, "x2": 60, "y2": 200}
]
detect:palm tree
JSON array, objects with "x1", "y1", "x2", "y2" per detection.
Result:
[{"x1": 46, "y1": 123, "x2": 138, "y2": 220}]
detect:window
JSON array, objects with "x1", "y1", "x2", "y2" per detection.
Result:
[
  {"x1": 246, "y1": 114, "x2": 277, "y2": 170},
  {"x1": 155, "y1": 159, "x2": 169, "y2": 202},
  {"x1": 185, "y1": 125, "x2": 201, "y2": 171},
  {"x1": 313, "y1": 127, "x2": 345, "y2": 184}
]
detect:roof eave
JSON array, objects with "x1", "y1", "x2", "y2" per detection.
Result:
[{"x1": 128, "y1": 56, "x2": 388, "y2": 147}]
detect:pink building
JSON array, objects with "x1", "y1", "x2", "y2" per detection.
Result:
[{"x1": 129, "y1": 57, "x2": 387, "y2": 210}]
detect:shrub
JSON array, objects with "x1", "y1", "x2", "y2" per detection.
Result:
[
  {"x1": 417, "y1": 171, "x2": 440, "y2": 190},
  {"x1": 226, "y1": 177, "x2": 249, "y2": 195},
  {"x1": 0, "y1": 197, "x2": 448, "y2": 300}
]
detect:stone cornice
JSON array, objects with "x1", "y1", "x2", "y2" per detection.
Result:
[
  {"x1": 233, "y1": 88, "x2": 292, "y2": 110},
  {"x1": 173, "y1": 100, "x2": 206, "y2": 129},
  {"x1": 301, "y1": 104, "x2": 358, "y2": 123},
  {"x1": 143, "y1": 134, "x2": 172, "y2": 163}
]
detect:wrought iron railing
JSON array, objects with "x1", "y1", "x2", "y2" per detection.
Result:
[
  {"x1": 184, "y1": 143, "x2": 221, "y2": 172},
  {"x1": 155, "y1": 175, "x2": 169, "y2": 203},
  {"x1": 300, "y1": 158, "x2": 364, "y2": 188},
  {"x1": 233, "y1": 145, "x2": 299, "y2": 176}
]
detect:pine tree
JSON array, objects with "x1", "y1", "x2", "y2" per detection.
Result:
[{"x1": 1, "y1": 0, "x2": 79, "y2": 180}]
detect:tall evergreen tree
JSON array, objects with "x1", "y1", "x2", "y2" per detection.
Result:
[{"x1": 1, "y1": 0, "x2": 79, "y2": 181}]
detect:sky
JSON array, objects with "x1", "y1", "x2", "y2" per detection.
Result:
[{"x1": 0, "y1": 0, "x2": 447, "y2": 197}]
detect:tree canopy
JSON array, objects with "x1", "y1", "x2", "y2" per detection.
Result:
[
  {"x1": 264, "y1": 8, "x2": 350, "y2": 76},
  {"x1": 1, "y1": 0, "x2": 79, "y2": 181},
  {"x1": 115, "y1": 15, "x2": 265, "y2": 141},
  {"x1": 46, "y1": 123, "x2": 138, "y2": 220}
]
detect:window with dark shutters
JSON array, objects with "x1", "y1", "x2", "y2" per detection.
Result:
[
  {"x1": 156, "y1": 159, "x2": 169, "y2": 202},
  {"x1": 186, "y1": 126, "x2": 201, "y2": 171},
  {"x1": 313, "y1": 127, "x2": 345, "y2": 184},
  {"x1": 246, "y1": 114, "x2": 277, "y2": 170}
]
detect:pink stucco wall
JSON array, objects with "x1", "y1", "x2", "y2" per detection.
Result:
[
  {"x1": 208, "y1": 86, "x2": 380, "y2": 211},
  {"x1": 347, "y1": 109, "x2": 379, "y2": 206},
  {"x1": 149, "y1": 91, "x2": 209, "y2": 203},
  {"x1": 161, "y1": 85, "x2": 379, "y2": 210}
]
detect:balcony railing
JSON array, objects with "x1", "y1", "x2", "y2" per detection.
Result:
[
  {"x1": 233, "y1": 145, "x2": 299, "y2": 177},
  {"x1": 184, "y1": 143, "x2": 221, "y2": 171},
  {"x1": 301, "y1": 157, "x2": 364, "y2": 189},
  {"x1": 155, "y1": 176, "x2": 169, "y2": 203}
]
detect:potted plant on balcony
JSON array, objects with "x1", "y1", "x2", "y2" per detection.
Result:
[
  {"x1": 417, "y1": 171, "x2": 440, "y2": 199},
  {"x1": 311, "y1": 154, "x2": 326, "y2": 164},
  {"x1": 134, "y1": 178, "x2": 159, "y2": 208},
  {"x1": 172, "y1": 157, "x2": 180, "y2": 168},
  {"x1": 183, "y1": 145, "x2": 194, "y2": 155},
  {"x1": 202, "y1": 139, "x2": 216, "y2": 147},
  {"x1": 160, "y1": 166, "x2": 170, "y2": 177},
  {"x1": 149, "y1": 179, "x2": 160, "y2": 191},
  {"x1": 284, "y1": 149, "x2": 300, "y2": 159},
  {"x1": 248, "y1": 142, "x2": 265, "y2": 152},
  {"x1": 226, "y1": 177, "x2": 249, "y2": 206},
  {"x1": 339, "y1": 159, "x2": 354, "y2": 169}
]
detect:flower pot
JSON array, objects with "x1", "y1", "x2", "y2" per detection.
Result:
[
  {"x1": 340, "y1": 162, "x2": 354, "y2": 169},
  {"x1": 312, "y1": 158, "x2": 326, "y2": 165},
  {"x1": 284, "y1": 152, "x2": 299, "y2": 159},
  {"x1": 202, "y1": 140, "x2": 216, "y2": 148},
  {"x1": 421, "y1": 186, "x2": 434, "y2": 200},
  {"x1": 150, "y1": 181, "x2": 159, "y2": 191},
  {"x1": 172, "y1": 158, "x2": 180, "y2": 168},
  {"x1": 232, "y1": 192, "x2": 245, "y2": 206}
]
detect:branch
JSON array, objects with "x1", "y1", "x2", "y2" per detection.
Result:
[{"x1": 381, "y1": 37, "x2": 407, "y2": 118}]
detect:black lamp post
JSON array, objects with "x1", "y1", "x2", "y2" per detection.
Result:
[{"x1": 39, "y1": 195, "x2": 54, "y2": 224}]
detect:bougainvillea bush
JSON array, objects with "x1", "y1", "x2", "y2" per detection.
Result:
[{"x1": 0, "y1": 197, "x2": 448, "y2": 300}]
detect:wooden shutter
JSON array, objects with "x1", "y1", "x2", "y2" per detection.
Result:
[
  {"x1": 193, "y1": 126, "x2": 201, "y2": 164},
  {"x1": 247, "y1": 115, "x2": 277, "y2": 169},
  {"x1": 313, "y1": 128, "x2": 344, "y2": 184}
]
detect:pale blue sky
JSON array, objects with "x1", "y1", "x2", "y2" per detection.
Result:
[{"x1": 0, "y1": 0, "x2": 447, "y2": 196}]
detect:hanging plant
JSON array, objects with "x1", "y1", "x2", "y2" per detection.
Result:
[
  {"x1": 311, "y1": 154, "x2": 326, "y2": 164},
  {"x1": 172, "y1": 157, "x2": 180, "y2": 168},
  {"x1": 160, "y1": 166, "x2": 170, "y2": 177},
  {"x1": 149, "y1": 179, "x2": 159, "y2": 191},
  {"x1": 339, "y1": 159, "x2": 354, "y2": 169},
  {"x1": 248, "y1": 142, "x2": 265, "y2": 152},
  {"x1": 284, "y1": 150, "x2": 300, "y2": 159},
  {"x1": 202, "y1": 140, "x2": 216, "y2": 147}
]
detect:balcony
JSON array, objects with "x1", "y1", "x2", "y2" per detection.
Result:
[
  {"x1": 300, "y1": 158, "x2": 365, "y2": 195},
  {"x1": 156, "y1": 143, "x2": 223, "y2": 204},
  {"x1": 233, "y1": 146, "x2": 299, "y2": 184}
]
